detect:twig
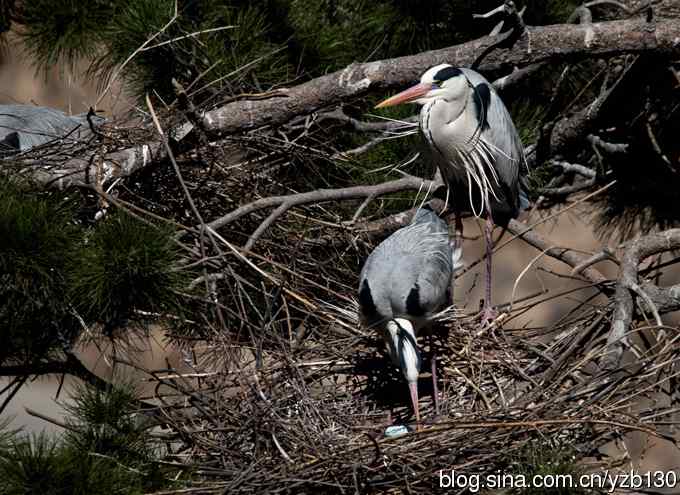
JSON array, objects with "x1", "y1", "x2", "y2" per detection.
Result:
[
  {"x1": 571, "y1": 248, "x2": 618, "y2": 276},
  {"x1": 25, "y1": 407, "x2": 77, "y2": 432},
  {"x1": 206, "y1": 176, "x2": 435, "y2": 233},
  {"x1": 587, "y1": 134, "x2": 630, "y2": 154},
  {"x1": 96, "y1": 0, "x2": 179, "y2": 105},
  {"x1": 549, "y1": 160, "x2": 596, "y2": 178},
  {"x1": 584, "y1": 0, "x2": 633, "y2": 14},
  {"x1": 646, "y1": 119, "x2": 673, "y2": 167},
  {"x1": 332, "y1": 136, "x2": 388, "y2": 160},
  {"x1": 471, "y1": 1, "x2": 526, "y2": 71},
  {"x1": 507, "y1": 220, "x2": 608, "y2": 286},
  {"x1": 245, "y1": 203, "x2": 289, "y2": 250},
  {"x1": 140, "y1": 25, "x2": 235, "y2": 52},
  {"x1": 629, "y1": 282, "x2": 663, "y2": 327},
  {"x1": 311, "y1": 109, "x2": 417, "y2": 133}
]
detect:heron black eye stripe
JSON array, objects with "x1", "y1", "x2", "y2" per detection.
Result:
[{"x1": 432, "y1": 66, "x2": 463, "y2": 82}]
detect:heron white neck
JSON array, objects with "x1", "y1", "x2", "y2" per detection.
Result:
[
  {"x1": 386, "y1": 318, "x2": 420, "y2": 384},
  {"x1": 421, "y1": 95, "x2": 476, "y2": 152}
]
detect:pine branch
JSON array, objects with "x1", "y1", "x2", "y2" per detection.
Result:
[
  {"x1": 199, "y1": 16, "x2": 680, "y2": 136},
  {"x1": 0, "y1": 352, "x2": 109, "y2": 390},
  {"x1": 18, "y1": 15, "x2": 680, "y2": 189},
  {"x1": 605, "y1": 229, "x2": 680, "y2": 368}
]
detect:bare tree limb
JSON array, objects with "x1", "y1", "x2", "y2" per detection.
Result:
[
  {"x1": 25, "y1": 141, "x2": 165, "y2": 189},
  {"x1": 199, "y1": 17, "x2": 680, "y2": 137},
  {"x1": 206, "y1": 176, "x2": 435, "y2": 241},
  {"x1": 19, "y1": 16, "x2": 680, "y2": 190},
  {"x1": 587, "y1": 134, "x2": 630, "y2": 154},
  {"x1": 584, "y1": 0, "x2": 633, "y2": 14},
  {"x1": 606, "y1": 229, "x2": 680, "y2": 367},
  {"x1": 571, "y1": 248, "x2": 618, "y2": 275},
  {"x1": 312, "y1": 109, "x2": 417, "y2": 133},
  {"x1": 507, "y1": 219, "x2": 609, "y2": 286}
]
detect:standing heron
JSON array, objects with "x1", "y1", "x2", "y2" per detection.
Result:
[
  {"x1": 375, "y1": 64, "x2": 528, "y2": 323},
  {"x1": 358, "y1": 206, "x2": 462, "y2": 428}
]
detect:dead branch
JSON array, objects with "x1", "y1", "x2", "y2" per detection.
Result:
[
  {"x1": 206, "y1": 176, "x2": 435, "y2": 238},
  {"x1": 25, "y1": 140, "x2": 165, "y2": 189},
  {"x1": 606, "y1": 229, "x2": 680, "y2": 367},
  {"x1": 18, "y1": 15, "x2": 679, "y2": 190},
  {"x1": 0, "y1": 352, "x2": 110, "y2": 391},
  {"x1": 587, "y1": 134, "x2": 630, "y2": 154},
  {"x1": 571, "y1": 247, "x2": 618, "y2": 275},
  {"x1": 199, "y1": 17, "x2": 680, "y2": 137},
  {"x1": 507, "y1": 219, "x2": 609, "y2": 286},
  {"x1": 312, "y1": 109, "x2": 417, "y2": 133}
]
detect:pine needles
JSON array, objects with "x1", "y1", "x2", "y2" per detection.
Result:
[
  {"x1": 68, "y1": 212, "x2": 190, "y2": 335},
  {"x1": 0, "y1": 179, "x2": 79, "y2": 363},
  {"x1": 0, "y1": 385, "x2": 177, "y2": 495}
]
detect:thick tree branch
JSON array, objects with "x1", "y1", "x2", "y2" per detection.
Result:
[
  {"x1": 199, "y1": 17, "x2": 680, "y2": 136},
  {"x1": 606, "y1": 229, "x2": 680, "y2": 367},
  {"x1": 21, "y1": 16, "x2": 679, "y2": 189},
  {"x1": 23, "y1": 141, "x2": 165, "y2": 189}
]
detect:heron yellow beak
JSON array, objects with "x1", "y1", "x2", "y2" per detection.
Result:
[{"x1": 374, "y1": 83, "x2": 433, "y2": 109}]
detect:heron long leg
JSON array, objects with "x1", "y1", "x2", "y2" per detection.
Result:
[
  {"x1": 430, "y1": 333, "x2": 439, "y2": 416},
  {"x1": 409, "y1": 382, "x2": 421, "y2": 431},
  {"x1": 454, "y1": 212, "x2": 464, "y2": 239},
  {"x1": 481, "y1": 215, "x2": 498, "y2": 324},
  {"x1": 449, "y1": 210, "x2": 464, "y2": 305}
]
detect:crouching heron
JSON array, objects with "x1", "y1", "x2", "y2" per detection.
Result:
[
  {"x1": 358, "y1": 206, "x2": 462, "y2": 428},
  {"x1": 0, "y1": 104, "x2": 102, "y2": 152},
  {"x1": 376, "y1": 64, "x2": 528, "y2": 324}
]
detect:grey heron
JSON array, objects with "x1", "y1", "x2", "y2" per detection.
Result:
[
  {"x1": 375, "y1": 64, "x2": 528, "y2": 323},
  {"x1": 358, "y1": 206, "x2": 462, "y2": 428},
  {"x1": 0, "y1": 104, "x2": 101, "y2": 152}
]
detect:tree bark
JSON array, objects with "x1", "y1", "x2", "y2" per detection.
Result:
[
  {"x1": 200, "y1": 16, "x2": 680, "y2": 136},
  {"x1": 18, "y1": 16, "x2": 680, "y2": 188}
]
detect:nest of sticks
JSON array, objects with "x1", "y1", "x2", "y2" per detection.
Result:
[
  {"x1": 8, "y1": 110, "x2": 680, "y2": 494},
  {"x1": 142, "y1": 271, "x2": 680, "y2": 494}
]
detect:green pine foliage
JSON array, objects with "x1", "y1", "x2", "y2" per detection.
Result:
[
  {"x1": 15, "y1": 0, "x2": 581, "y2": 102},
  {"x1": 509, "y1": 443, "x2": 588, "y2": 494},
  {"x1": 0, "y1": 176, "x2": 191, "y2": 361},
  {"x1": 0, "y1": 385, "x2": 178, "y2": 495},
  {"x1": 87, "y1": 0, "x2": 289, "y2": 101},
  {"x1": 0, "y1": 179, "x2": 79, "y2": 363},
  {"x1": 0, "y1": 433, "x2": 66, "y2": 495},
  {"x1": 68, "y1": 212, "x2": 190, "y2": 333},
  {"x1": 21, "y1": 0, "x2": 115, "y2": 73},
  {"x1": 90, "y1": 0, "x2": 178, "y2": 98}
]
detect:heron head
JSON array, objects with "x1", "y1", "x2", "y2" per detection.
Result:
[
  {"x1": 385, "y1": 318, "x2": 421, "y2": 384},
  {"x1": 375, "y1": 63, "x2": 470, "y2": 109}
]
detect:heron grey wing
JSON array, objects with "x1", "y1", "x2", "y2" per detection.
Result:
[
  {"x1": 397, "y1": 222, "x2": 453, "y2": 316},
  {"x1": 459, "y1": 69, "x2": 526, "y2": 182},
  {"x1": 358, "y1": 253, "x2": 383, "y2": 323},
  {"x1": 461, "y1": 71, "x2": 526, "y2": 215},
  {"x1": 411, "y1": 206, "x2": 448, "y2": 229},
  {"x1": 0, "y1": 105, "x2": 94, "y2": 150},
  {"x1": 411, "y1": 238, "x2": 453, "y2": 316}
]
